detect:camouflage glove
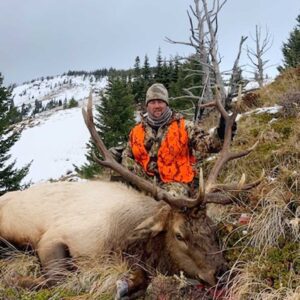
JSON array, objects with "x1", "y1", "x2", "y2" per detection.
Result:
[
  {"x1": 217, "y1": 115, "x2": 237, "y2": 140},
  {"x1": 109, "y1": 146, "x2": 125, "y2": 163}
]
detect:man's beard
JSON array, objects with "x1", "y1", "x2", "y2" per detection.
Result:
[{"x1": 146, "y1": 107, "x2": 172, "y2": 129}]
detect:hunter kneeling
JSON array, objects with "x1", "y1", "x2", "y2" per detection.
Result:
[{"x1": 120, "y1": 83, "x2": 233, "y2": 197}]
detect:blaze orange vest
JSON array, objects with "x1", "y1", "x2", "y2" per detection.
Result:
[{"x1": 130, "y1": 119, "x2": 195, "y2": 183}]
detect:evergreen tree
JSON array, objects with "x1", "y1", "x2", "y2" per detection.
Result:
[
  {"x1": 32, "y1": 99, "x2": 43, "y2": 115},
  {"x1": 76, "y1": 77, "x2": 135, "y2": 178},
  {"x1": 161, "y1": 59, "x2": 171, "y2": 89},
  {"x1": 141, "y1": 55, "x2": 153, "y2": 105},
  {"x1": 280, "y1": 15, "x2": 300, "y2": 70},
  {"x1": 154, "y1": 48, "x2": 164, "y2": 83},
  {"x1": 0, "y1": 73, "x2": 30, "y2": 195},
  {"x1": 142, "y1": 55, "x2": 152, "y2": 83},
  {"x1": 68, "y1": 98, "x2": 79, "y2": 108},
  {"x1": 132, "y1": 56, "x2": 144, "y2": 104},
  {"x1": 8, "y1": 99, "x2": 22, "y2": 124},
  {"x1": 97, "y1": 77, "x2": 135, "y2": 148},
  {"x1": 133, "y1": 56, "x2": 141, "y2": 77},
  {"x1": 169, "y1": 57, "x2": 201, "y2": 114}
]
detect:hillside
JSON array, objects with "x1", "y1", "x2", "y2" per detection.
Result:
[
  {"x1": 1, "y1": 68, "x2": 299, "y2": 299},
  {"x1": 12, "y1": 74, "x2": 107, "y2": 112},
  {"x1": 207, "y1": 67, "x2": 300, "y2": 299},
  {"x1": 9, "y1": 74, "x2": 107, "y2": 184}
]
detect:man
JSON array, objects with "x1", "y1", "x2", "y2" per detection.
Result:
[
  {"x1": 115, "y1": 83, "x2": 232, "y2": 299},
  {"x1": 121, "y1": 83, "x2": 226, "y2": 197}
]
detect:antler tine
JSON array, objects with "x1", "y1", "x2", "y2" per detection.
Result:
[
  {"x1": 82, "y1": 94, "x2": 209, "y2": 210},
  {"x1": 215, "y1": 86, "x2": 229, "y2": 120},
  {"x1": 198, "y1": 85, "x2": 263, "y2": 203},
  {"x1": 83, "y1": 93, "x2": 263, "y2": 210},
  {"x1": 207, "y1": 170, "x2": 265, "y2": 194},
  {"x1": 237, "y1": 173, "x2": 246, "y2": 189},
  {"x1": 198, "y1": 86, "x2": 229, "y2": 120},
  {"x1": 195, "y1": 168, "x2": 205, "y2": 204}
]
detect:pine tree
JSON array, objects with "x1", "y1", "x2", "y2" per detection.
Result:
[
  {"x1": 141, "y1": 55, "x2": 153, "y2": 105},
  {"x1": 280, "y1": 15, "x2": 300, "y2": 70},
  {"x1": 76, "y1": 77, "x2": 135, "y2": 178},
  {"x1": 0, "y1": 73, "x2": 30, "y2": 195},
  {"x1": 161, "y1": 59, "x2": 171, "y2": 89},
  {"x1": 142, "y1": 55, "x2": 152, "y2": 83},
  {"x1": 154, "y1": 48, "x2": 164, "y2": 83},
  {"x1": 132, "y1": 56, "x2": 144, "y2": 104},
  {"x1": 97, "y1": 77, "x2": 135, "y2": 148},
  {"x1": 169, "y1": 57, "x2": 201, "y2": 113}
]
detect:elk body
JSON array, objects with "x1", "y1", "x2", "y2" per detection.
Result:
[
  {"x1": 0, "y1": 90, "x2": 262, "y2": 297},
  {"x1": 0, "y1": 180, "x2": 227, "y2": 289}
]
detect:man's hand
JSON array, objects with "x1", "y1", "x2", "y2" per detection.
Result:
[{"x1": 109, "y1": 146, "x2": 125, "y2": 163}]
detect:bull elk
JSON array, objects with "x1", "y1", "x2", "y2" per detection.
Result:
[{"x1": 0, "y1": 88, "x2": 263, "y2": 298}]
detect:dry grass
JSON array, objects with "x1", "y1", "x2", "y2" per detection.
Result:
[
  {"x1": 204, "y1": 70, "x2": 300, "y2": 299},
  {"x1": 1, "y1": 68, "x2": 300, "y2": 299},
  {"x1": 258, "y1": 67, "x2": 300, "y2": 107},
  {"x1": 0, "y1": 250, "x2": 130, "y2": 299},
  {"x1": 225, "y1": 261, "x2": 300, "y2": 300},
  {"x1": 248, "y1": 188, "x2": 288, "y2": 249}
]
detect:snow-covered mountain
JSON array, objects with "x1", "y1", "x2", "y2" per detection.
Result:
[
  {"x1": 10, "y1": 74, "x2": 108, "y2": 184},
  {"x1": 9, "y1": 73, "x2": 272, "y2": 185},
  {"x1": 13, "y1": 74, "x2": 107, "y2": 109}
]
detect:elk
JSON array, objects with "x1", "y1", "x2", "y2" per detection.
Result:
[{"x1": 0, "y1": 89, "x2": 262, "y2": 298}]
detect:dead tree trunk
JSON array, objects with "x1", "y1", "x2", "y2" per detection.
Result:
[
  {"x1": 166, "y1": 0, "x2": 229, "y2": 120},
  {"x1": 247, "y1": 25, "x2": 273, "y2": 88},
  {"x1": 226, "y1": 36, "x2": 248, "y2": 109},
  {"x1": 201, "y1": 0, "x2": 227, "y2": 103}
]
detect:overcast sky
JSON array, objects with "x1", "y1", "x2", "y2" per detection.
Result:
[{"x1": 0, "y1": 0, "x2": 299, "y2": 85}]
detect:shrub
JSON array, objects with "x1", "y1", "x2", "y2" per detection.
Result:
[
  {"x1": 279, "y1": 91, "x2": 300, "y2": 117},
  {"x1": 68, "y1": 98, "x2": 78, "y2": 108}
]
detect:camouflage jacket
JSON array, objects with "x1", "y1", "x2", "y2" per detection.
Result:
[{"x1": 122, "y1": 112, "x2": 222, "y2": 182}]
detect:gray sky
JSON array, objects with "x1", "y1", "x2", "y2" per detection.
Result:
[{"x1": 0, "y1": 0, "x2": 299, "y2": 85}]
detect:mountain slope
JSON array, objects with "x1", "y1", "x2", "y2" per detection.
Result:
[
  {"x1": 10, "y1": 74, "x2": 107, "y2": 184},
  {"x1": 12, "y1": 74, "x2": 107, "y2": 108}
]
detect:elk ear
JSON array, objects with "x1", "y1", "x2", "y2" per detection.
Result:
[{"x1": 128, "y1": 206, "x2": 170, "y2": 241}]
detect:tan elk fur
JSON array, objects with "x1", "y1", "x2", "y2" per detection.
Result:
[
  {"x1": 0, "y1": 179, "x2": 228, "y2": 292},
  {"x1": 0, "y1": 93, "x2": 263, "y2": 298},
  {"x1": 0, "y1": 181, "x2": 164, "y2": 257}
]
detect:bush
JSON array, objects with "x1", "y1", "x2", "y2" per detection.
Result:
[
  {"x1": 68, "y1": 98, "x2": 78, "y2": 108},
  {"x1": 242, "y1": 92, "x2": 261, "y2": 108},
  {"x1": 279, "y1": 91, "x2": 300, "y2": 117}
]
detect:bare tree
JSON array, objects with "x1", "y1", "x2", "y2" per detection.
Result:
[
  {"x1": 247, "y1": 25, "x2": 273, "y2": 88},
  {"x1": 166, "y1": 1, "x2": 228, "y2": 115},
  {"x1": 226, "y1": 36, "x2": 248, "y2": 108},
  {"x1": 83, "y1": 92, "x2": 263, "y2": 208},
  {"x1": 166, "y1": 0, "x2": 248, "y2": 121}
]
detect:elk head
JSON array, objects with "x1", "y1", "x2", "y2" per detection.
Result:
[
  {"x1": 126, "y1": 204, "x2": 227, "y2": 285},
  {"x1": 82, "y1": 88, "x2": 263, "y2": 285}
]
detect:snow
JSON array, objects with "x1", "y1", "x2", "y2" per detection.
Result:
[
  {"x1": 12, "y1": 75, "x2": 107, "y2": 108},
  {"x1": 236, "y1": 105, "x2": 282, "y2": 121},
  {"x1": 9, "y1": 74, "x2": 107, "y2": 184},
  {"x1": 244, "y1": 78, "x2": 274, "y2": 91},
  {"x1": 11, "y1": 106, "x2": 91, "y2": 184},
  {"x1": 9, "y1": 73, "x2": 280, "y2": 185}
]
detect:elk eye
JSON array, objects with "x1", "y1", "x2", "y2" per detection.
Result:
[{"x1": 175, "y1": 233, "x2": 184, "y2": 241}]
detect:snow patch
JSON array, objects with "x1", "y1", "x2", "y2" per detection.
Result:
[{"x1": 10, "y1": 107, "x2": 91, "y2": 184}]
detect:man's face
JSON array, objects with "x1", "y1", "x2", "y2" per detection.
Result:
[{"x1": 147, "y1": 100, "x2": 167, "y2": 118}]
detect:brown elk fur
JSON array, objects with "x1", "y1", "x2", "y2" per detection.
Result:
[{"x1": 0, "y1": 180, "x2": 227, "y2": 294}]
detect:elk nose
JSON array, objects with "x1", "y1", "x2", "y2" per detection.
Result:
[{"x1": 215, "y1": 264, "x2": 229, "y2": 281}]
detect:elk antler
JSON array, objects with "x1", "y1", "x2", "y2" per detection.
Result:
[
  {"x1": 82, "y1": 91, "x2": 263, "y2": 209},
  {"x1": 198, "y1": 86, "x2": 264, "y2": 203},
  {"x1": 82, "y1": 93, "x2": 212, "y2": 209}
]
